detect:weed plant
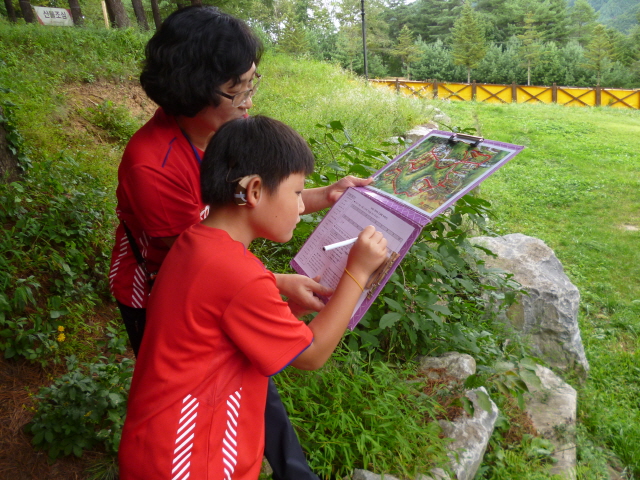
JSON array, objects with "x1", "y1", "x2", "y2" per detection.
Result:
[
  {"x1": 276, "y1": 349, "x2": 451, "y2": 479},
  {"x1": 0, "y1": 154, "x2": 114, "y2": 362}
]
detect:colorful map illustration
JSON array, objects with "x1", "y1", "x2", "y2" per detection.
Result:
[{"x1": 371, "y1": 134, "x2": 514, "y2": 215}]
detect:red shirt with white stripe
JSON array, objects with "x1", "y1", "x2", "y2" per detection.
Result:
[
  {"x1": 118, "y1": 225, "x2": 314, "y2": 480},
  {"x1": 109, "y1": 108, "x2": 208, "y2": 308}
]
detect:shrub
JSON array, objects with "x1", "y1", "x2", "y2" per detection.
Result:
[
  {"x1": 27, "y1": 353, "x2": 133, "y2": 459},
  {"x1": 0, "y1": 153, "x2": 114, "y2": 363}
]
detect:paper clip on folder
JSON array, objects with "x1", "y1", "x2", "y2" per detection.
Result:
[
  {"x1": 447, "y1": 133, "x2": 484, "y2": 148},
  {"x1": 365, "y1": 251, "x2": 399, "y2": 299}
]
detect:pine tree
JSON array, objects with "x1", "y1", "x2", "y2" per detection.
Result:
[
  {"x1": 390, "y1": 25, "x2": 422, "y2": 79},
  {"x1": 518, "y1": 12, "x2": 546, "y2": 85},
  {"x1": 451, "y1": 1, "x2": 487, "y2": 83},
  {"x1": 278, "y1": 16, "x2": 311, "y2": 56},
  {"x1": 568, "y1": 0, "x2": 599, "y2": 46},
  {"x1": 583, "y1": 23, "x2": 616, "y2": 85},
  {"x1": 533, "y1": 0, "x2": 570, "y2": 45}
]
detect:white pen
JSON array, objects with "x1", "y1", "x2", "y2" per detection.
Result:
[{"x1": 323, "y1": 237, "x2": 358, "y2": 251}]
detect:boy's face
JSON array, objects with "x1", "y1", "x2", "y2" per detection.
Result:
[{"x1": 255, "y1": 173, "x2": 306, "y2": 243}]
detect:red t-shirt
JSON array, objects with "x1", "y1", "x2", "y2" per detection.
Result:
[
  {"x1": 109, "y1": 108, "x2": 209, "y2": 308},
  {"x1": 118, "y1": 224, "x2": 314, "y2": 480}
]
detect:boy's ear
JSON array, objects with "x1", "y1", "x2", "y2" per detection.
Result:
[
  {"x1": 234, "y1": 174, "x2": 261, "y2": 206},
  {"x1": 244, "y1": 176, "x2": 263, "y2": 207}
]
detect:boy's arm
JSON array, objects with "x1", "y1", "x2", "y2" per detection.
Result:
[
  {"x1": 301, "y1": 176, "x2": 373, "y2": 214},
  {"x1": 291, "y1": 226, "x2": 387, "y2": 370}
]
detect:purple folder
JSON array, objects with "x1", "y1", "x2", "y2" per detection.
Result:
[{"x1": 292, "y1": 130, "x2": 524, "y2": 328}]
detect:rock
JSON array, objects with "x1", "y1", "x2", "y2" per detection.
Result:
[
  {"x1": 406, "y1": 124, "x2": 436, "y2": 145},
  {"x1": 433, "y1": 113, "x2": 451, "y2": 125},
  {"x1": 417, "y1": 468, "x2": 450, "y2": 480},
  {"x1": 438, "y1": 387, "x2": 499, "y2": 480},
  {"x1": 524, "y1": 365, "x2": 577, "y2": 479},
  {"x1": 352, "y1": 469, "x2": 402, "y2": 480},
  {"x1": 470, "y1": 234, "x2": 589, "y2": 377},
  {"x1": 418, "y1": 352, "x2": 476, "y2": 382},
  {"x1": 353, "y1": 466, "x2": 450, "y2": 480}
]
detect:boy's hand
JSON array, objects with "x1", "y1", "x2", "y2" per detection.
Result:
[
  {"x1": 346, "y1": 226, "x2": 388, "y2": 281},
  {"x1": 275, "y1": 274, "x2": 333, "y2": 313}
]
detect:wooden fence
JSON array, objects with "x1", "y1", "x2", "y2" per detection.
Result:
[{"x1": 372, "y1": 79, "x2": 640, "y2": 109}]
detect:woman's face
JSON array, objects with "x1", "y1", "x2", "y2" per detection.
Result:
[{"x1": 197, "y1": 63, "x2": 258, "y2": 134}]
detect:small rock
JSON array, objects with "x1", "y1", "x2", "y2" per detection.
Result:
[{"x1": 418, "y1": 352, "x2": 476, "y2": 382}]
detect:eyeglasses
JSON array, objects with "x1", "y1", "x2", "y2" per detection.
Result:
[{"x1": 216, "y1": 74, "x2": 261, "y2": 107}]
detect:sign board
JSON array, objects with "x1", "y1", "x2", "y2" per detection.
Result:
[{"x1": 33, "y1": 6, "x2": 74, "y2": 26}]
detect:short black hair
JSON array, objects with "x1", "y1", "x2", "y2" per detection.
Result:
[
  {"x1": 201, "y1": 116, "x2": 315, "y2": 207},
  {"x1": 140, "y1": 6, "x2": 263, "y2": 117}
]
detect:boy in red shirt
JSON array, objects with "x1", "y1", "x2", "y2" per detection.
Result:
[{"x1": 119, "y1": 116, "x2": 388, "y2": 480}]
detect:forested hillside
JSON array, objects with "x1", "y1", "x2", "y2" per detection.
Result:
[
  {"x1": 1, "y1": 0, "x2": 639, "y2": 88},
  {"x1": 580, "y1": 0, "x2": 640, "y2": 32}
]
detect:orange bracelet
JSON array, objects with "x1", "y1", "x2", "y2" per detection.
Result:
[{"x1": 344, "y1": 268, "x2": 364, "y2": 292}]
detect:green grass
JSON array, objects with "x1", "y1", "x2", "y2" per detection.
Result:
[{"x1": 441, "y1": 99, "x2": 640, "y2": 476}]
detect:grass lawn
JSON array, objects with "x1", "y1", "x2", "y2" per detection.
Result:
[{"x1": 441, "y1": 99, "x2": 640, "y2": 476}]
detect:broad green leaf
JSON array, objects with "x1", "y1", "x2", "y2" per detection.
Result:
[
  {"x1": 383, "y1": 296, "x2": 404, "y2": 311},
  {"x1": 379, "y1": 312, "x2": 402, "y2": 329}
]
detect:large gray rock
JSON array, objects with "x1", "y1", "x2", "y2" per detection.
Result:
[
  {"x1": 438, "y1": 387, "x2": 499, "y2": 480},
  {"x1": 352, "y1": 469, "x2": 401, "y2": 480},
  {"x1": 470, "y1": 234, "x2": 589, "y2": 376},
  {"x1": 406, "y1": 125, "x2": 436, "y2": 145},
  {"x1": 418, "y1": 352, "x2": 476, "y2": 382},
  {"x1": 524, "y1": 365, "x2": 577, "y2": 479}
]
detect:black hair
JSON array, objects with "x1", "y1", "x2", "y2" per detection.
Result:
[
  {"x1": 201, "y1": 116, "x2": 315, "y2": 207},
  {"x1": 140, "y1": 6, "x2": 263, "y2": 117}
]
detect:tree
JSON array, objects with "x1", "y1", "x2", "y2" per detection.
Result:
[
  {"x1": 67, "y1": 0, "x2": 83, "y2": 25},
  {"x1": 532, "y1": 0, "x2": 569, "y2": 45},
  {"x1": 334, "y1": 0, "x2": 392, "y2": 75},
  {"x1": 518, "y1": 12, "x2": 546, "y2": 85},
  {"x1": 476, "y1": 0, "x2": 523, "y2": 43},
  {"x1": 568, "y1": 0, "x2": 598, "y2": 45},
  {"x1": 583, "y1": 23, "x2": 616, "y2": 85},
  {"x1": 149, "y1": 0, "x2": 162, "y2": 29},
  {"x1": 390, "y1": 25, "x2": 421, "y2": 79},
  {"x1": 104, "y1": 0, "x2": 130, "y2": 28},
  {"x1": 278, "y1": 17, "x2": 311, "y2": 56},
  {"x1": 131, "y1": 0, "x2": 149, "y2": 30},
  {"x1": 3, "y1": 0, "x2": 16, "y2": 22},
  {"x1": 408, "y1": 0, "x2": 466, "y2": 43},
  {"x1": 451, "y1": 1, "x2": 487, "y2": 83},
  {"x1": 18, "y1": 0, "x2": 35, "y2": 23}
]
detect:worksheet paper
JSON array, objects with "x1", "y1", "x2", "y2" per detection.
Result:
[{"x1": 291, "y1": 188, "x2": 417, "y2": 328}]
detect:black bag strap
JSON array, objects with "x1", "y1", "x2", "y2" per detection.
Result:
[{"x1": 121, "y1": 221, "x2": 156, "y2": 287}]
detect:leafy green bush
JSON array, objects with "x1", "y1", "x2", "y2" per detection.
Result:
[
  {"x1": 83, "y1": 100, "x2": 140, "y2": 145},
  {"x1": 276, "y1": 349, "x2": 451, "y2": 479},
  {"x1": 27, "y1": 353, "x2": 133, "y2": 459},
  {"x1": 0, "y1": 153, "x2": 114, "y2": 363}
]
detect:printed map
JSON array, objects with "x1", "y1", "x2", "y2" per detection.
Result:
[{"x1": 371, "y1": 134, "x2": 512, "y2": 215}]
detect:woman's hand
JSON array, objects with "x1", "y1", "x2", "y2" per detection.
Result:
[
  {"x1": 324, "y1": 175, "x2": 373, "y2": 205},
  {"x1": 301, "y1": 176, "x2": 373, "y2": 213}
]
